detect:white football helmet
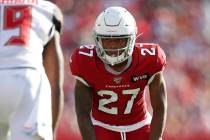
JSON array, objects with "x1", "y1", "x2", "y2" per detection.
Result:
[{"x1": 93, "y1": 6, "x2": 137, "y2": 65}]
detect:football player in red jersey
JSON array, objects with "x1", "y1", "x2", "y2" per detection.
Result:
[{"x1": 70, "y1": 6, "x2": 167, "y2": 140}]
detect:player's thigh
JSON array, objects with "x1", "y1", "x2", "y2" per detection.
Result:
[
  {"x1": 94, "y1": 125, "x2": 121, "y2": 140},
  {"x1": 126, "y1": 125, "x2": 150, "y2": 140},
  {"x1": 9, "y1": 94, "x2": 42, "y2": 140},
  {"x1": 9, "y1": 69, "x2": 45, "y2": 140},
  {"x1": 0, "y1": 69, "x2": 27, "y2": 124}
]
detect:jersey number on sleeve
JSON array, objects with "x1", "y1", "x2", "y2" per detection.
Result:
[
  {"x1": 97, "y1": 88, "x2": 140, "y2": 115},
  {"x1": 141, "y1": 48, "x2": 156, "y2": 56},
  {"x1": 2, "y1": 6, "x2": 32, "y2": 46},
  {"x1": 79, "y1": 45, "x2": 94, "y2": 57}
]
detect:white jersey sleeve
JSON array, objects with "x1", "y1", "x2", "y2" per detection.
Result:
[{"x1": 0, "y1": 0, "x2": 58, "y2": 70}]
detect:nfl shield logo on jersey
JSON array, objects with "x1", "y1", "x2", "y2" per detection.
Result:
[{"x1": 113, "y1": 77, "x2": 122, "y2": 84}]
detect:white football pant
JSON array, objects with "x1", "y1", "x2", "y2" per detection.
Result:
[{"x1": 0, "y1": 68, "x2": 53, "y2": 140}]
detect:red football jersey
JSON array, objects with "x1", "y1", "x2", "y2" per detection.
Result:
[{"x1": 70, "y1": 43, "x2": 166, "y2": 126}]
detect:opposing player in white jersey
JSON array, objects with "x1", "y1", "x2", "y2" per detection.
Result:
[{"x1": 0, "y1": 0, "x2": 64, "y2": 140}]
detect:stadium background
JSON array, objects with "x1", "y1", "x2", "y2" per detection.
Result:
[{"x1": 50, "y1": 0, "x2": 210, "y2": 139}]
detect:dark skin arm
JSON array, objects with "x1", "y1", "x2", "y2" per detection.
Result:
[
  {"x1": 43, "y1": 30, "x2": 64, "y2": 135},
  {"x1": 43, "y1": 5, "x2": 64, "y2": 137},
  {"x1": 74, "y1": 79, "x2": 96, "y2": 140},
  {"x1": 149, "y1": 72, "x2": 167, "y2": 140}
]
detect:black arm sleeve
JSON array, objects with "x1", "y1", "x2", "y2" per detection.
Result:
[
  {"x1": 52, "y1": 5, "x2": 63, "y2": 34},
  {"x1": 53, "y1": 15, "x2": 62, "y2": 33}
]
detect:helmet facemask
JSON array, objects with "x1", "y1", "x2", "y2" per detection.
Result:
[{"x1": 94, "y1": 34, "x2": 136, "y2": 66}]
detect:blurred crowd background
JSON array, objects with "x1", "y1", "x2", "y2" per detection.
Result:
[{"x1": 50, "y1": 0, "x2": 210, "y2": 140}]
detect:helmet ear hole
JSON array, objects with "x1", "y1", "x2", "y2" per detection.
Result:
[{"x1": 93, "y1": 6, "x2": 137, "y2": 65}]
